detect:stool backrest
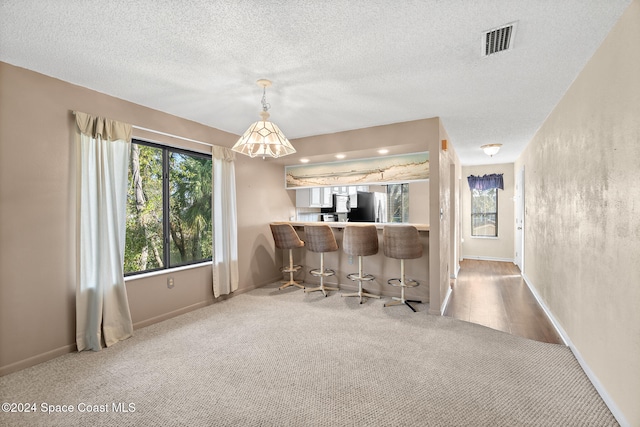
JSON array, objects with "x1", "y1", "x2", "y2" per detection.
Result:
[
  {"x1": 303, "y1": 224, "x2": 338, "y2": 253},
  {"x1": 383, "y1": 225, "x2": 422, "y2": 260},
  {"x1": 343, "y1": 225, "x2": 379, "y2": 256},
  {"x1": 270, "y1": 223, "x2": 304, "y2": 250}
]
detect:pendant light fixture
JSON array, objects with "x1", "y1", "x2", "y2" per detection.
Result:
[
  {"x1": 231, "y1": 79, "x2": 296, "y2": 159},
  {"x1": 481, "y1": 144, "x2": 502, "y2": 157}
]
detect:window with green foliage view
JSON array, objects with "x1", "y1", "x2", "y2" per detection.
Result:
[
  {"x1": 125, "y1": 140, "x2": 212, "y2": 275},
  {"x1": 471, "y1": 188, "x2": 498, "y2": 237},
  {"x1": 387, "y1": 183, "x2": 409, "y2": 223}
]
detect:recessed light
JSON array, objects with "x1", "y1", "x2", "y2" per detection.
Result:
[
  {"x1": 335, "y1": 154, "x2": 346, "y2": 159},
  {"x1": 378, "y1": 149, "x2": 389, "y2": 154},
  {"x1": 299, "y1": 158, "x2": 310, "y2": 163}
]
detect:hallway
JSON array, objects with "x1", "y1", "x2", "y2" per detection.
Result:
[{"x1": 444, "y1": 259, "x2": 563, "y2": 344}]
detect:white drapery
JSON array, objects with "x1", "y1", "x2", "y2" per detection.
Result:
[
  {"x1": 75, "y1": 111, "x2": 134, "y2": 351},
  {"x1": 211, "y1": 146, "x2": 239, "y2": 298}
]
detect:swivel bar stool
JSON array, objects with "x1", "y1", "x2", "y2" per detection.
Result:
[
  {"x1": 303, "y1": 224, "x2": 339, "y2": 297},
  {"x1": 341, "y1": 225, "x2": 381, "y2": 304},
  {"x1": 383, "y1": 225, "x2": 423, "y2": 312},
  {"x1": 269, "y1": 223, "x2": 305, "y2": 290}
]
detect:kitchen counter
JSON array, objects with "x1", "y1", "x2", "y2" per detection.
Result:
[
  {"x1": 277, "y1": 221, "x2": 430, "y2": 305},
  {"x1": 286, "y1": 221, "x2": 429, "y2": 232}
]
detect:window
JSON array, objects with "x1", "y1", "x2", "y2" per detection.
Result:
[
  {"x1": 387, "y1": 183, "x2": 409, "y2": 223},
  {"x1": 125, "y1": 140, "x2": 212, "y2": 275},
  {"x1": 471, "y1": 187, "x2": 498, "y2": 237}
]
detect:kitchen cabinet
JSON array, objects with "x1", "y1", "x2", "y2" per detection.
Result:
[
  {"x1": 296, "y1": 186, "x2": 368, "y2": 208},
  {"x1": 296, "y1": 187, "x2": 332, "y2": 207},
  {"x1": 348, "y1": 185, "x2": 369, "y2": 208}
]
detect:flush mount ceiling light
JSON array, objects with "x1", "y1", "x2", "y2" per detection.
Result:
[
  {"x1": 481, "y1": 144, "x2": 502, "y2": 157},
  {"x1": 231, "y1": 79, "x2": 296, "y2": 159}
]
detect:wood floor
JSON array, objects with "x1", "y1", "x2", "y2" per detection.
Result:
[{"x1": 444, "y1": 259, "x2": 563, "y2": 344}]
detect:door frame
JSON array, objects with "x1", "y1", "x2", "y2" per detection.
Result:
[{"x1": 515, "y1": 166, "x2": 525, "y2": 272}]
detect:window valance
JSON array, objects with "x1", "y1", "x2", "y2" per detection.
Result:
[
  {"x1": 75, "y1": 111, "x2": 132, "y2": 142},
  {"x1": 467, "y1": 173, "x2": 504, "y2": 191},
  {"x1": 212, "y1": 145, "x2": 236, "y2": 161}
]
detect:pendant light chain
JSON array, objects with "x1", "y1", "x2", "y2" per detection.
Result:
[{"x1": 261, "y1": 86, "x2": 271, "y2": 113}]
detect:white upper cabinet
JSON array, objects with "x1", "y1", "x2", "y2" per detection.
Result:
[
  {"x1": 296, "y1": 187, "x2": 332, "y2": 207},
  {"x1": 348, "y1": 185, "x2": 368, "y2": 208},
  {"x1": 296, "y1": 186, "x2": 368, "y2": 208}
]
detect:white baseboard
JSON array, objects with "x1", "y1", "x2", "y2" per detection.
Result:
[
  {"x1": 133, "y1": 300, "x2": 213, "y2": 330},
  {"x1": 0, "y1": 343, "x2": 77, "y2": 377},
  {"x1": 521, "y1": 273, "x2": 629, "y2": 427},
  {"x1": 461, "y1": 256, "x2": 514, "y2": 263},
  {"x1": 440, "y1": 285, "x2": 453, "y2": 314},
  {"x1": 450, "y1": 263, "x2": 461, "y2": 279},
  {"x1": 1, "y1": 278, "x2": 280, "y2": 378}
]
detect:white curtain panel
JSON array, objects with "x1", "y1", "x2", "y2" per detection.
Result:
[
  {"x1": 75, "y1": 112, "x2": 134, "y2": 351},
  {"x1": 211, "y1": 146, "x2": 239, "y2": 298}
]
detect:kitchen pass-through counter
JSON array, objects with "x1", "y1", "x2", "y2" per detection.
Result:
[
  {"x1": 287, "y1": 221, "x2": 429, "y2": 232},
  {"x1": 282, "y1": 221, "x2": 430, "y2": 305}
]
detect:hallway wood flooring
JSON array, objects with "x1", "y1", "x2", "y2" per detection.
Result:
[{"x1": 444, "y1": 259, "x2": 563, "y2": 344}]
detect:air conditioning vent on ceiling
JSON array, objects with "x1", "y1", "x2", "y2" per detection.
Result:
[{"x1": 482, "y1": 22, "x2": 516, "y2": 57}]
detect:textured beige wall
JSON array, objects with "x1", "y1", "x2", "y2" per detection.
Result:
[
  {"x1": 0, "y1": 63, "x2": 288, "y2": 374},
  {"x1": 514, "y1": 1, "x2": 640, "y2": 424},
  {"x1": 437, "y1": 123, "x2": 460, "y2": 311},
  {"x1": 461, "y1": 163, "x2": 515, "y2": 261}
]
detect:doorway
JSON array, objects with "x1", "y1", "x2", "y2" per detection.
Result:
[
  {"x1": 449, "y1": 162, "x2": 458, "y2": 278},
  {"x1": 515, "y1": 167, "x2": 525, "y2": 272}
]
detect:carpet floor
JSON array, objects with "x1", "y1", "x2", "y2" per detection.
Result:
[{"x1": 0, "y1": 283, "x2": 618, "y2": 426}]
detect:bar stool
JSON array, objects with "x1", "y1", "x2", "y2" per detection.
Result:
[
  {"x1": 303, "y1": 224, "x2": 339, "y2": 297},
  {"x1": 269, "y1": 223, "x2": 305, "y2": 290},
  {"x1": 341, "y1": 225, "x2": 381, "y2": 304},
  {"x1": 383, "y1": 225, "x2": 423, "y2": 312}
]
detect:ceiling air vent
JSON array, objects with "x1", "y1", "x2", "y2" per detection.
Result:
[{"x1": 482, "y1": 22, "x2": 517, "y2": 57}]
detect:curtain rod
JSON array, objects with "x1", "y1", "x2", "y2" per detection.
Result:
[
  {"x1": 72, "y1": 110, "x2": 215, "y2": 148},
  {"x1": 132, "y1": 125, "x2": 213, "y2": 148}
]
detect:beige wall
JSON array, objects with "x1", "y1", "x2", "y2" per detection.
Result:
[
  {"x1": 514, "y1": 1, "x2": 640, "y2": 425},
  {"x1": 461, "y1": 163, "x2": 515, "y2": 261},
  {"x1": 436, "y1": 123, "x2": 460, "y2": 311},
  {"x1": 409, "y1": 181, "x2": 430, "y2": 225},
  {"x1": 0, "y1": 64, "x2": 461, "y2": 377},
  {"x1": 0, "y1": 62, "x2": 289, "y2": 374},
  {"x1": 291, "y1": 119, "x2": 460, "y2": 314}
]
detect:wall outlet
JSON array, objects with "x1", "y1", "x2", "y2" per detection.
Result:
[
  {"x1": 167, "y1": 277, "x2": 175, "y2": 289},
  {"x1": 348, "y1": 255, "x2": 353, "y2": 265}
]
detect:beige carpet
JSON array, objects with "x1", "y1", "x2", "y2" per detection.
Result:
[{"x1": 0, "y1": 283, "x2": 618, "y2": 426}]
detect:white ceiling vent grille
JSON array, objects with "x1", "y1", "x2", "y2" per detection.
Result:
[{"x1": 482, "y1": 22, "x2": 517, "y2": 57}]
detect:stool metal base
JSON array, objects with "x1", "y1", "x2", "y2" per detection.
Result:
[
  {"x1": 342, "y1": 272, "x2": 380, "y2": 304},
  {"x1": 342, "y1": 290, "x2": 381, "y2": 304},
  {"x1": 384, "y1": 259, "x2": 421, "y2": 312},
  {"x1": 279, "y1": 264, "x2": 304, "y2": 290},
  {"x1": 279, "y1": 279, "x2": 305, "y2": 290},
  {"x1": 384, "y1": 297, "x2": 422, "y2": 312},
  {"x1": 304, "y1": 284, "x2": 339, "y2": 297},
  {"x1": 387, "y1": 277, "x2": 419, "y2": 288},
  {"x1": 306, "y1": 268, "x2": 338, "y2": 297}
]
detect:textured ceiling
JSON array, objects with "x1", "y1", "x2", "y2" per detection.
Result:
[{"x1": 0, "y1": 0, "x2": 631, "y2": 165}]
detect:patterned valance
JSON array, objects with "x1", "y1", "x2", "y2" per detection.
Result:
[{"x1": 467, "y1": 174, "x2": 504, "y2": 191}]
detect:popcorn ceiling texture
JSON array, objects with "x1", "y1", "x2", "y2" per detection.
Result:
[{"x1": 0, "y1": 0, "x2": 631, "y2": 165}]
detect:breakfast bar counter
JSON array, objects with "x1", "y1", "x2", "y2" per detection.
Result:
[
  {"x1": 286, "y1": 221, "x2": 429, "y2": 232},
  {"x1": 280, "y1": 221, "x2": 430, "y2": 306}
]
